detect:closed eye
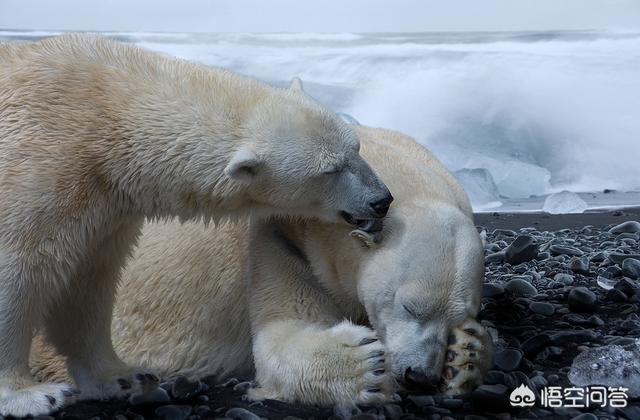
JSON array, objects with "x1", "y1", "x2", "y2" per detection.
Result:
[
  {"x1": 322, "y1": 167, "x2": 341, "y2": 175},
  {"x1": 403, "y1": 303, "x2": 422, "y2": 319}
]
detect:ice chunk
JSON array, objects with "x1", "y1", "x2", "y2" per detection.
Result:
[
  {"x1": 568, "y1": 339, "x2": 640, "y2": 397},
  {"x1": 491, "y1": 160, "x2": 551, "y2": 199},
  {"x1": 542, "y1": 191, "x2": 588, "y2": 214},
  {"x1": 454, "y1": 168, "x2": 501, "y2": 209}
]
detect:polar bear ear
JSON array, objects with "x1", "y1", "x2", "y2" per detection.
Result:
[
  {"x1": 224, "y1": 147, "x2": 261, "y2": 182},
  {"x1": 289, "y1": 77, "x2": 305, "y2": 93}
]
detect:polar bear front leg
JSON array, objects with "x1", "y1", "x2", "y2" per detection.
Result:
[
  {"x1": 440, "y1": 318, "x2": 493, "y2": 395},
  {"x1": 249, "y1": 319, "x2": 394, "y2": 407},
  {"x1": 43, "y1": 232, "x2": 159, "y2": 401},
  {"x1": 0, "y1": 263, "x2": 75, "y2": 417},
  {"x1": 44, "y1": 275, "x2": 160, "y2": 401}
]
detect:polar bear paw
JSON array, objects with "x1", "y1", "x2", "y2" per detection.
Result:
[
  {"x1": 249, "y1": 321, "x2": 395, "y2": 406},
  {"x1": 75, "y1": 365, "x2": 160, "y2": 401},
  {"x1": 328, "y1": 323, "x2": 395, "y2": 405},
  {"x1": 0, "y1": 381, "x2": 76, "y2": 417},
  {"x1": 440, "y1": 318, "x2": 493, "y2": 395}
]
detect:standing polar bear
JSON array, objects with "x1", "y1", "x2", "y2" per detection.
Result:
[
  {"x1": 0, "y1": 35, "x2": 391, "y2": 417},
  {"x1": 34, "y1": 125, "x2": 493, "y2": 407}
]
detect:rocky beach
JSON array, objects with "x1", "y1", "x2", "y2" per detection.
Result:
[{"x1": 21, "y1": 208, "x2": 637, "y2": 420}]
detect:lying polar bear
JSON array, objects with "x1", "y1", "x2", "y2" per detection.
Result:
[{"x1": 33, "y1": 125, "x2": 492, "y2": 406}]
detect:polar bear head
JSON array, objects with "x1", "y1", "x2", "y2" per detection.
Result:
[
  {"x1": 224, "y1": 79, "x2": 392, "y2": 226},
  {"x1": 356, "y1": 203, "x2": 485, "y2": 391}
]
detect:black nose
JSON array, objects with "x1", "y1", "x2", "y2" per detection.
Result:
[
  {"x1": 370, "y1": 192, "x2": 394, "y2": 217},
  {"x1": 403, "y1": 367, "x2": 439, "y2": 391}
]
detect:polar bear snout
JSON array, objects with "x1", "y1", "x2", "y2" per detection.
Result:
[
  {"x1": 403, "y1": 366, "x2": 441, "y2": 392},
  {"x1": 370, "y1": 191, "x2": 394, "y2": 218}
]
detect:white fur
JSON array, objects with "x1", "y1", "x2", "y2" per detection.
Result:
[
  {"x1": 0, "y1": 35, "x2": 390, "y2": 417},
  {"x1": 32, "y1": 126, "x2": 492, "y2": 408}
]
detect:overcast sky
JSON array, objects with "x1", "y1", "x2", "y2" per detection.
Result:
[{"x1": 1, "y1": 0, "x2": 639, "y2": 33}]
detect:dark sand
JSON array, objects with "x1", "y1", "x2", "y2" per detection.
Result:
[{"x1": 475, "y1": 207, "x2": 640, "y2": 231}]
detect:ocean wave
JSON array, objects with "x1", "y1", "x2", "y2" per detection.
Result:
[{"x1": 2, "y1": 30, "x2": 639, "y2": 211}]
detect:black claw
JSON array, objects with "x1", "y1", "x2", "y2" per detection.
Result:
[
  {"x1": 358, "y1": 337, "x2": 378, "y2": 346},
  {"x1": 46, "y1": 395, "x2": 56, "y2": 406},
  {"x1": 372, "y1": 357, "x2": 386, "y2": 366},
  {"x1": 463, "y1": 328, "x2": 477, "y2": 336},
  {"x1": 368, "y1": 350, "x2": 384, "y2": 359},
  {"x1": 367, "y1": 388, "x2": 381, "y2": 393},
  {"x1": 373, "y1": 369, "x2": 385, "y2": 376},
  {"x1": 146, "y1": 373, "x2": 160, "y2": 382},
  {"x1": 62, "y1": 390, "x2": 73, "y2": 398},
  {"x1": 118, "y1": 378, "x2": 132, "y2": 389}
]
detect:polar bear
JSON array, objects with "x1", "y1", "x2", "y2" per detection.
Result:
[
  {"x1": 0, "y1": 35, "x2": 391, "y2": 417},
  {"x1": 33, "y1": 125, "x2": 492, "y2": 408}
]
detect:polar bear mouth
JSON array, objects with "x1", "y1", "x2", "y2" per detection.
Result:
[{"x1": 340, "y1": 211, "x2": 384, "y2": 233}]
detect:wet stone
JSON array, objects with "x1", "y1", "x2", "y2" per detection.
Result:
[
  {"x1": 128, "y1": 387, "x2": 171, "y2": 405},
  {"x1": 155, "y1": 405, "x2": 192, "y2": 420},
  {"x1": 529, "y1": 301, "x2": 555, "y2": 316},
  {"x1": 494, "y1": 348, "x2": 523, "y2": 371},
  {"x1": 569, "y1": 257, "x2": 590, "y2": 274},
  {"x1": 505, "y1": 278, "x2": 538, "y2": 297},
  {"x1": 554, "y1": 273, "x2": 574, "y2": 285},
  {"x1": 225, "y1": 408, "x2": 262, "y2": 420},
  {"x1": 609, "y1": 220, "x2": 640, "y2": 234},
  {"x1": 622, "y1": 258, "x2": 640, "y2": 279},
  {"x1": 171, "y1": 376, "x2": 204, "y2": 400},
  {"x1": 568, "y1": 287, "x2": 597, "y2": 312},
  {"x1": 550, "y1": 245, "x2": 584, "y2": 257},
  {"x1": 483, "y1": 282, "x2": 505, "y2": 298},
  {"x1": 504, "y1": 235, "x2": 538, "y2": 264}
]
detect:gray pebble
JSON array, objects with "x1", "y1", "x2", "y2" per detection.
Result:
[
  {"x1": 483, "y1": 282, "x2": 505, "y2": 298},
  {"x1": 128, "y1": 387, "x2": 171, "y2": 405},
  {"x1": 407, "y1": 395, "x2": 435, "y2": 407},
  {"x1": 504, "y1": 235, "x2": 538, "y2": 264},
  {"x1": 569, "y1": 257, "x2": 589, "y2": 274},
  {"x1": 485, "y1": 252, "x2": 505, "y2": 264},
  {"x1": 614, "y1": 277, "x2": 639, "y2": 294},
  {"x1": 484, "y1": 370, "x2": 506, "y2": 385},
  {"x1": 609, "y1": 220, "x2": 640, "y2": 234},
  {"x1": 155, "y1": 405, "x2": 192, "y2": 420},
  {"x1": 383, "y1": 404, "x2": 403, "y2": 420},
  {"x1": 225, "y1": 408, "x2": 262, "y2": 420},
  {"x1": 608, "y1": 253, "x2": 640, "y2": 265},
  {"x1": 471, "y1": 384, "x2": 508, "y2": 406},
  {"x1": 171, "y1": 376, "x2": 204, "y2": 400},
  {"x1": 569, "y1": 413, "x2": 597, "y2": 420},
  {"x1": 554, "y1": 273, "x2": 574, "y2": 285},
  {"x1": 505, "y1": 278, "x2": 538, "y2": 297},
  {"x1": 622, "y1": 258, "x2": 640, "y2": 279},
  {"x1": 567, "y1": 287, "x2": 597, "y2": 312},
  {"x1": 529, "y1": 301, "x2": 555, "y2": 316},
  {"x1": 606, "y1": 288, "x2": 628, "y2": 302},
  {"x1": 351, "y1": 415, "x2": 377, "y2": 420},
  {"x1": 494, "y1": 348, "x2": 522, "y2": 371},
  {"x1": 550, "y1": 245, "x2": 584, "y2": 257}
]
